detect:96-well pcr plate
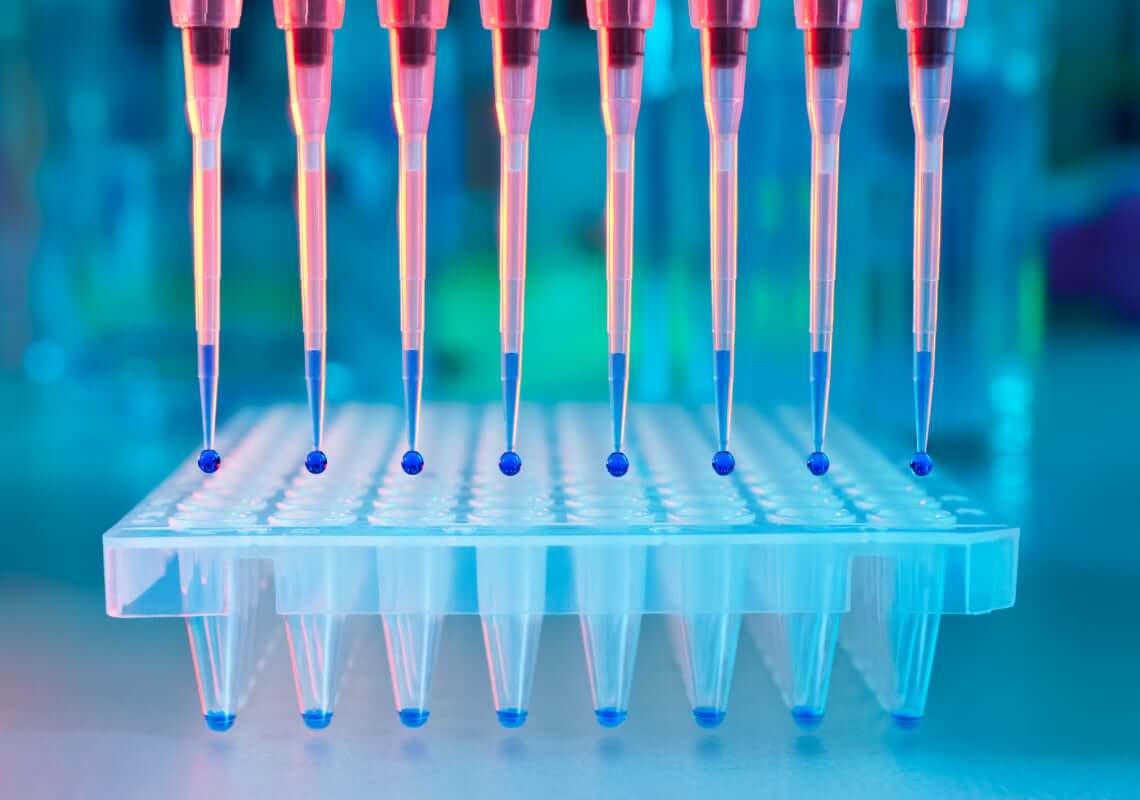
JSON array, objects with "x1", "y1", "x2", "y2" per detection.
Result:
[{"x1": 103, "y1": 404, "x2": 1018, "y2": 733}]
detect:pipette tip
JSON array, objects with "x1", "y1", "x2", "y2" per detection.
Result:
[
  {"x1": 305, "y1": 349, "x2": 324, "y2": 452},
  {"x1": 910, "y1": 452, "x2": 933, "y2": 477},
  {"x1": 609, "y1": 352, "x2": 628, "y2": 454},
  {"x1": 499, "y1": 451, "x2": 522, "y2": 477},
  {"x1": 711, "y1": 450, "x2": 735, "y2": 476},
  {"x1": 197, "y1": 449, "x2": 222, "y2": 474},
  {"x1": 403, "y1": 349, "x2": 422, "y2": 452},
  {"x1": 305, "y1": 450, "x2": 328, "y2": 475},
  {"x1": 496, "y1": 708, "x2": 528, "y2": 729},
  {"x1": 204, "y1": 710, "x2": 235, "y2": 733},
  {"x1": 713, "y1": 350, "x2": 733, "y2": 452},
  {"x1": 398, "y1": 708, "x2": 430, "y2": 729},
  {"x1": 810, "y1": 349, "x2": 830, "y2": 454},
  {"x1": 301, "y1": 709, "x2": 333, "y2": 731},
  {"x1": 401, "y1": 450, "x2": 425, "y2": 476},
  {"x1": 806, "y1": 451, "x2": 830, "y2": 476},
  {"x1": 791, "y1": 706, "x2": 825, "y2": 732},
  {"x1": 605, "y1": 451, "x2": 630, "y2": 478},
  {"x1": 594, "y1": 707, "x2": 628, "y2": 729},
  {"x1": 692, "y1": 706, "x2": 727, "y2": 729},
  {"x1": 502, "y1": 352, "x2": 521, "y2": 454}
]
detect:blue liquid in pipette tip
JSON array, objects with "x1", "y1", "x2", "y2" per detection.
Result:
[
  {"x1": 198, "y1": 449, "x2": 221, "y2": 474},
  {"x1": 910, "y1": 451, "x2": 933, "y2": 477},
  {"x1": 301, "y1": 709, "x2": 333, "y2": 730},
  {"x1": 810, "y1": 348, "x2": 830, "y2": 449},
  {"x1": 606, "y1": 451, "x2": 630, "y2": 477},
  {"x1": 502, "y1": 351, "x2": 521, "y2": 452},
  {"x1": 305, "y1": 348, "x2": 324, "y2": 450},
  {"x1": 791, "y1": 706, "x2": 824, "y2": 731},
  {"x1": 609, "y1": 351, "x2": 628, "y2": 452},
  {"x1": 890, "y1": 712, "x2": 922, "y2": 731},
  {"x1": 692, "y1": 706, "x2": 726, "y2": 729},
  {"x1": 204, "y1": 710, "x2": 235, "y2": 733},
  {"x1": 712, "y1": 450, "x2": 735, "y2": 476},
  {"x1": 496, "y1": 708, "x2": 528, "y2": 729},
  {"x1": 594, "y1": 707, "x2": 628, "y2": 728},
  {"x1": 713, "y1": 349, "x2": 733, "y2": 450},
  {"x1": 197, "y1": 342, "x2": 219, "y2": 458},
  {"x1": 403, "y1": 349, "x2": 422, "y2": 449},
  {"x1": 499, "y1": 451, "x2": 522, "y2": 477},
  {"x1": 398, "y1": 708, "x2": 430, "y2": 729},
  {"x1": 913, "y1": 349, "x2": 934, "y2": 450},
  {"x1": 305, "y1": 450, "x2": 328, "y2": 475},
  {"x1": 806, "y1": 451, "x2": 830, "y2": 476},
  {"x1": 401, "y1": 450, "x2": 425, "y2": 476}
]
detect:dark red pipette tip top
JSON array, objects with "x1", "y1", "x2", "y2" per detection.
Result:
[
  {"x1": 188, "y1": 26, "x2": 230, "y2": 66},
  {"x1": 908, "y1": 27, "x2": 956, "y2": 68},
  {"x1": 498, "y1": 28, "x2": 541, "y2": 67},
  {"x1": 806, "y1": 27, "x2": 852, "y2": 68},
  {"x1": 603, "y1": 28, "x2": 646, "y2": 69},
  {"x1": 395, "y1": 27, "x2": 437, "y2": 67},
  {"x1": 290, "y1": 27, "x2": 332, "y2": 67},
  {"x1": 705, "y1": 27, "x2": 748, "y2": 68}
]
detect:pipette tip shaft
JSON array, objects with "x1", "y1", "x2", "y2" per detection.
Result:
[
  {"x1": 713, "y1": 349, "x2": 733, "y2": 452},
  {"x1": 608, "y1": 351, "x2": 628, "y2": 453},
  {"x1": 502, "y1": 351, "x2": 521, "y2": 455},
  {"x1": 197, "y1": 343, "x2": 219, "y2": 469},
  {"x1": 809, "y1": 348, "x2": 830, "y2": 452},
  {"x1": 403, "y1": 348, "x2": 422, "y2": 452}
]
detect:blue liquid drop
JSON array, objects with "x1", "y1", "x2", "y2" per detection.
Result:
[
  {"x1": 791, "y1": 706, "x2": 824, "y2": 731},
  {"x1": 910, "y1": 452, "x2": 933, "y2": 477},
  {"x1": 594, "y1": 707, "x2": 628, "y2": 728},
  {"x1": 305, "y1": 449, "x2": 328, "y2": 475},
  {"x1": 401, "y1": 450, "x2": 424, "y2": 476},
  {"x1": 204, "y1": 710, "x2": 235, "y2": 732},
  {"x1": 606, "y1": 451, "x2": 629, "y2": 477},
  {"x1": 198, "y1": 449, "x2": 221, "y2": 474},
  {"x1": 692, "y1": 706, "x2": 726, "y2": 729},
  {"x1": 711, "y1": 451, "x2": 735, "y2": 476},
  {"x1": 891, "y1": 712, "x2": 922, "y2": 731},
  {"x1": 496, "y1": 708, "x2": 528, "y2": 728},
  {"x1": 806, "y1": 451, "x2": 830, "y2": 476},
  {"x1": 499, "y1": 451, "x2": 522, "y2": 477},
  {"x1": 302, "y1": 709, "x2": 333, "y2": 730},
  {"x1": 398, "y1": 708, "x2": 430, "y2": 729}
]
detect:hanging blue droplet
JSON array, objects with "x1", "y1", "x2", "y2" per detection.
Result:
[
  {"x1": 605, "y1": 451, "x2": 629, "y2": 477},
  {"x1": 711, "y1": 450, "x2": 735, "y2": 476},
  {"x1": 806, "y1": 451, "x2": 830, "y2": 476},
  {"x1": 198, "y1": 449, "x2": 221, "y2": 474},
  {"x1": 499, "y1": 451, "x2": 522, "y2": 477},
  {"x1": 305, "y1": 450, "x2": 328, "y2": 475},
  {"x1": 910, "y1": 452, "x2": 933, "y2": 477},
  {"x1": 401, "y1": 450, "x2": 424, "y2": 476}
]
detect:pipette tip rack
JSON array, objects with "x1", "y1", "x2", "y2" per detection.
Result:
[{"x1": 103, "y1": 404, "x2": 1017, "y2": 734}]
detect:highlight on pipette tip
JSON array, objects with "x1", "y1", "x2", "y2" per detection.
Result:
[
  {"x1": 806, "y1": 451, "x2": 830, "y2": 476},
  {"x1": 197, "y1": 449, "x2": 222, "y2": 474},
  {"x1": 305, "y1": 450, "x2": 328, "y2": 475},
  {"x1": 301, "y1": 709, "x2": 333, "y2": 731},
  {"x1": 711, "y1": 450, "x2": 735, "y2": 476},
  {"x1": 498, "y1": 451, "x2": 522, "y2": 477},
  {"x1": 605, "y1": 451, "x2": 630, "y2": 478},
  {"x1": 401, "y1": 450, "x2": 425, "y2": 476},
  {"x1": 910, "y1": 452, "x2": 933, "y2": 477}
]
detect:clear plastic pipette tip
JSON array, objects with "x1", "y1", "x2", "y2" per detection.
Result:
[
  {"x1": 911, "y1": 350, "x2": 934, "y2": 476},
  {"x1": 500, "y1": 351, "x2": 521, "y2": 475},
  {"x1": 197, "y1": 343, "x2": 220, "y2": 472},
  {"x1": 808, "y1": 350, "x2": 831, "y2": 475},
  {"x1": 305, "y1": 348, "x2": 326, "y2": 473},
  {"x1": 403, "y1": 348, "x2": 423, "y2": 475},
  {"x1": 608, "y1": 351, "x2": 629, "y2": 475},
  {"x1": 712, "y1": 350, "x2": 734, "y2": 474}
]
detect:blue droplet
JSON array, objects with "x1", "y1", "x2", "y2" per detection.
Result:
[
  {"x1": 198, "y1": 449, "x2": 221, "y2": 474},
  {"x1": 204, "y1": 710, "x2": 235, "y2": 732},
  {"x1": 791, "y1": 706, "x2": 824, "y2": 731},
  {"x1": 806, "y1": 451, "x2": 830, "y2": 476},
  {"x1": 594, "y1": 707, "x2": 628, "y2": 728},
  {"x1": 711, "y1": 450, "x2": 735, "y2": 476},
  {"x1": 401, "y1": 450, "x2": 424, "y2": 476},
  {"x1": 910, "y1": 451, "x2": 933, "y2": 477},
  {"x1": 302, "y1": 709, "x2": 333, "y2": 730},
  {"x1": 398, "y1": 708, "x2": 430, "y2": 729},
  {"x1": 305, "y1": 449, "x2": 328, "y2": 475},
  {"x1": 496, "y1": 707, "x2": 528, "y2": 728},
  {"x1": 499, "y1": 451, "x2": 522, "y2": 477},
  {"x1": 692, "y1": 706, "x2": 726, "y2": 729},
  {"x1": 606, "y1": 451, "x2": 629, "y2": 477},
  {"x1": 891, "y1": 712, "x2": 922, "y2": 731}
]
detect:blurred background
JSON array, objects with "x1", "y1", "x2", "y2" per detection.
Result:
[{"x1": 2, "y1": 0, "x2": 1139, "y2": 796}]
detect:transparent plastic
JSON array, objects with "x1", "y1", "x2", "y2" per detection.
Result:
[
  {"x1": 586, "y1": 0, "x2": 655, "y2": 29},
  {"x1": 896, "y1": 0, "x2": 967, "y2": 30},
  {"x1": 478, "y1": 0, "x2": 553, "y2": 29},
  {"x1": 273, "y1": 0, "x2": 346, "y2": 28},
  {"x1": 170, "y1": 0, "x2": 244, "y2": 29},
  {"x1": 104, "y1": 404, "x2": 1018, "y2": 732},
  {"x1": 794, "y1": 0, "x2": 862, "y2": 29},
  {"x1": 688, "y1": 0, "x2": 761, "y2": 29},
  {"x1": 379, "y1": 0, "x2": 450, "y2": 28}
]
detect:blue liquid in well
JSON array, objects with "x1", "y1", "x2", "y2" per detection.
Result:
[
  {"x1": 913, "y1": 350, "x2": 934, "y2": 452},
  {"x1": 711, "y1": 450, "x2": 735, "y2": 476},
  {"x1": 204, "y1": 710, "x2": 235, "y2": 733},
  {"x1": 502, "y1": 351, "x2": 521, "y2": 451},
  {"x1": 496, "y1": 708, "x2": 528, "y2": 729},
  {"x1": 401, "y1": 450, "x2": 424, "y2": 476},
  {"x1": 499, "y1": 451, "x2": 522, "y2": 477},
  {"x1": 891, "y1": 712, "x2": 922, "y2": 731},
  {"x1": 806, "y1": 451, "x2": 830, "y2": 476},
  {"x1": 609, "y1": 351, "x2": 628, "y2": 451},
  {"x1": 810, "y1": 349, "x2": 830, "y2": 451},
  {"x1": 606, "y1": 451, "x2": 630, "y2": 477},
  {"x1": 713, "y1": 349, "x2": 733, "y2": 450},
  {"x1": 398, "y1": 708, "x2": 430, "y2": 729},
  {"x1": 305, "y1": 348, "x2": 324, "y2": 449},
  {"x1": 403, "y1": 349, "x2": 421, "y2": 449},
  {"x1": 910, "y1": 451, "x2": 933, "y2": 477},
  {"x1": 197, "y1": 449, "x2": 221, "y2": 474},
  {"x1": 594, "y1": 707, "x2": 628, "y2": 728},
  {"x1": 302, "y1": 709, "x2": 333, "y2": 730},
  {"x1": 305, "y1": 449, "x2": 328, "y2": 475},
  {"x1": 791, "y1": 706, "x2": 824, "y2": 731},
  {"x1": 692, "y1": 706, "x2": 726, "y2": 729}
]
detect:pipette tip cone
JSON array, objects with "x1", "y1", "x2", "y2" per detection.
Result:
[
  {"x1": 198, "y1": 449, "x2": 222, "y2": 474},
  {"x1": 403, "y1": 349, "x2": 422, "y2": 454},
  {"x1": 301, "y1": 709, "x2": 334, "y2": 731},
  {"x1": 913, "y1": 350, "x2": 934, "y2": 455},
  {"x1": 910, "y1": 452, "x2": 933, "y2": 477},
  {"x1": 713, "y1": 349, "x2": 733, "y2": 453},
  {"x1": 305, "y1": 450, "x2": 328, "y2": 475},
  {"x1": 806, "y1": 451, "x2": 830, "y2": 476},
  {"x1": 712, "y1": 451, "x2": 735, "y2": 476},
  {"x1": 810, "y1": 349, "x2": 830, "y2": 454},
  {"x1": 606, "y1": 452, "x2": 629, "y2": 477},
  {"x1": 401, "y1": 450, "x2": 425, "y2": 476},
  {"x1": 499, "y1": 451, "x2": 522, "y2": 477},
  {"x1": 501, "y1": 352, "x2": 521, "y2": 454},
  {"x1": 305, "y1": 349, "x2": 324, "y2": 453},
  {"x1": 197, "y1": 343, "x2": 218, "y2": 454},
  {"x1": 608, "y1": 352, "x2": 628, "y2": 454},
  {"x1": 204, "y1": 711, "x2": 236, "y2": 733}
]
